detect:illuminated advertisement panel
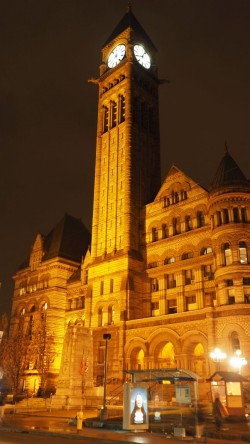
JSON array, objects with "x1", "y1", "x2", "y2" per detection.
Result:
[{"x1": 123, "y1": 382, "x2": 148, "y2": 430}]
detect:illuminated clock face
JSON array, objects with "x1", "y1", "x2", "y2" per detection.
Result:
[
  {"x1": 107, "y1": 44, "x2": 126, "y2": 68},
  {"x1": 134, "y1": 44, "x2": 151, "y2": 69}
]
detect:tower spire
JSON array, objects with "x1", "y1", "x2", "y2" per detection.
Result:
[{"x1": 128, "y1": 1, "x2": 132, "y2": 12}]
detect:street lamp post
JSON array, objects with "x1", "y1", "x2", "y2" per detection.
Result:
[
  {"x1": 100, "y1": 333, "x2": 111, "y2": 420},
  {"x1": 209, "y1": 347, "x2": 227, "y2": 371},
  {"x1": 230, "y1": 349, "x2": 247, "y2": 374}
]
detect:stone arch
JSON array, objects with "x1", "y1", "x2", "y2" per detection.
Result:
[
  {"x1": 125, "y1": 337, "x2": 148, "y2": 371},
  {"x1": 148, "y1": 328, "x2": 181, "y2": 368},
  {"x1": 182, "y1": 331, "x2": 208, "y2": 376},
  {"x1": 163, "y1": 249, "x2": 178, "y2": 263},
  {"x1": 15, "y1": 304, "x2": 26, "y2": 317},
  {"x1": 197, "y1": 238, "x2": 213, "y2": 254},
  {"x1": 148, "y1": 254, "x2": 161, "y2": 264},
  {"x1": 221, "y1": 323, "x2": 248, "y2": 354},
  {"x1": 26, "y1": 300, "x2": 37, "y2": 313},
  {"x1": 74, "y1": 318, "x2": 84, "y2": 326},
  {"x1": 179, "y1": 244, "x2": 196, "y2": 259},
  {"x1": 38, "y1": 297, "x2": 50, "y2": 311}
]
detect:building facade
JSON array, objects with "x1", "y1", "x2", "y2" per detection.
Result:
[{"x1": 10, "y1": 7, "x2": 250, "y2": 403}]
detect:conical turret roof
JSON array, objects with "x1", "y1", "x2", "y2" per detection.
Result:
[{"x1": 210, "y1": 148, "x2": 249, "y2": 192}]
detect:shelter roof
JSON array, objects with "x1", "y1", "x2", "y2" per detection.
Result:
[
  {"x1": 207, "y1": 371, "x2": 249, "y2": 382},
  {"x1": 124, "y1": 368, "x2": 202, "y2": 383}
]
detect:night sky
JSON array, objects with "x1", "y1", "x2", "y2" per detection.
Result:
[{"x1": 1, "y1": 0, "x2": 250, "y2": 319}]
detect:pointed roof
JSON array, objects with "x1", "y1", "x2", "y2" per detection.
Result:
[
  {"x1": 43, "y1": 214, "x2": 90, "y2": 262},
  {"x1": 210, "y1": 148, "x2": 249, "y2": 191},
  {"x1": 103, "y1": 7, "x2": 156, "y2": 50}
]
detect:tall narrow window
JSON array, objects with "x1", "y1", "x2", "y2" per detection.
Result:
[
  {"x1": 103, "y1": 106, "x2": 108, "y2": 132},
  {"x1": 181, "y1": 190, "x2": 187, "y2": 200},
  {"x1": 172, "y1": 191, "x2": 179, "y2": 204},
  {"x1": 231, "y1": 332, "x2": 240, "y2": 353},
  {"x1": 241, "y1": 207, "x2": 247, "y2": 223},
  {"x1": 223, "y1": 243, "x2": 232, "y2": 266},
  {"x1": 110, "y1": 278, "x2": 114, "y2": 293},
  {"x1": 162, "y1": 223, "x2": 168, "y2": 239},
  {"x1": 110, "y1": 101, "x2": 117, "y2": 128},
  {"x1": 164, "y1": 196, "x2": 170, "y2": 207},
  {"x1": 239, "y1": 241, "x2": 247, "y2": 264},
  {"x1": 216, "y1": 211, "x2": 222, "y2": 226},
  {"x1": 185, "y1": 215, "x2": 192, "y2": 231},
  {"x1": 233, "y1": 207, "x2": 239, "y2": 222},
  {"x1": 172, "y1": 217, "x2": 181, "y2": 235},
  {"x1": 166, "y1": 274, "x2": 176, "y2": 289},
  {"x1": 108, "y1": 305, "x2": 115, "y2": 324},
  {"x1": 168, "y1": 299, "x2": 177, "y2": 314},
  {"x1": 28, "y1": 315, "x2": 33, "y2": 339},
  {"x1": 98, "y1": 308, "x2": 104, "y2": 327},
  {"x1": 100, "y1": 281, "x2": 104, "y2": 295},
  {"x1": 152, "y1": 227, "x2": 158, "y2": 242},
  {"x1": 184, "y1": 269, "x2": 194, "y2": 285},
  {"x1": 151, "y1": 278, "x2": 159, "y2": 292},
  {"x1": 119, "y1": 95, "x2": 125, "y2": 123},
  {"x1": 84, "y1": 269, "x2": 88, "y2": 285},
  {"x1": 197, "y1": 211, "x2": 205, "y2": 228},
  {"x1": 223, "y1": 208, "x2": 229, "y2": 224},
  {"x1": 202, "y1": 265, "x2": 213, "y2": 279}
]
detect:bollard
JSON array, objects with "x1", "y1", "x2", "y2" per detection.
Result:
[{"x1": 76, "y1": 411, "x2": 83, "y2": 433}]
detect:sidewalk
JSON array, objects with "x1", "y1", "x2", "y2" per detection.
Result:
[{"x1": 1, "y1": 406, "x2": 250, "y2": 444}]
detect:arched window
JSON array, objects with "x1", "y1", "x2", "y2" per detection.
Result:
[
  {"x1": 223, "y1": 243, "x2": 232, "y2": 266},
  {"x1": 231, "y1": 331, "x2": 240, "y2": 353},
  {"x1": 182, "y1": 251, "x2": 193, "y2": 260},
  {"x1": 164, "y1": 256, "x2": 175, "y2": 265},
  {"x1": 216, "y1": 210, "x2": 222, "y2": 226},
  {"x1": 162, "y1": 223, "x2": 168, "y2": 239},
  {"x1": 152, "y1": 227, "x2": 158, "y2": 242},
  {"x1": 41, "y1": 302, "x2": 48, "y2": 311},
  {"x1": 98, "y1": 307, "x2": 104, "y2": 327},
  {"x1": 172, "y1": 217, "x2": 181, "y2": 235},
  {"x1": 108, "y1": 305, "x2": 115, "y2": 324},
  {"x1": 185, "y1": 215, "x2": 192, "y2": 231},
  {"x1": 100, "y1": 281, "x2": 104, "y2": 295},
  {"x1": 197, "y1": 211, "x2": 205, "y2": 228},
  {"x1": 201, "y1": 247, "x2": 212, "y2": 255},
  {"x1": 239, "y1": 241, "x2": 247, "y2": 264},
  {"x1": 159, "y1": 342, "x2": 175, "y2": 368}
]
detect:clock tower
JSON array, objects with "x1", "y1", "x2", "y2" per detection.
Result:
[
  {"x1": 91, "y1": 7, "x2": 161, "y2": 260},
  {"x1": 88, "y1": 6, "x2": 161, "y2": 339}
]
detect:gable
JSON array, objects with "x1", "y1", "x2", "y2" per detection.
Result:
[{"x1": 155, "y1": 165, "x2": 208, "y2": 202}]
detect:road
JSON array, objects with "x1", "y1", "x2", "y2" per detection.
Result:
[
  {"x1": 1, "y1": 407, "x2": 250, "y2": 444},
  {"x1": 0, "y1": 430, "x2": 95, "y2": 443}
]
